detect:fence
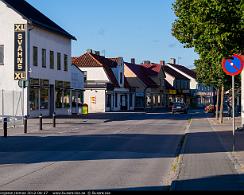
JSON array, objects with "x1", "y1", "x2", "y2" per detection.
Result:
[{"x1": 0, "y1": 89, "x2": 23, "y2": 128}]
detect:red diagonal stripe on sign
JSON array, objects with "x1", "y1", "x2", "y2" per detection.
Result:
[{"x1": 227, "y1": 59, "x2": 239, "y2": 72}]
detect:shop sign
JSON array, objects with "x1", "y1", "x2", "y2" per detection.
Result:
[
  {"x1": 167, "y1": 90, "x2": 177, "y2": 95},
  {"x1": 40, "y1": 79, "x2": 49, "y2": 88},
  {"x1": 136, "y1": 92, "x2": 144, "y2": 97},
  {"x1": 30, "y1": 78, "x2": 40, "y2": 87},
  {"x1": 90, "y1": 96, "x2": 96, "y2": 104},
  {"x1": 14, "y1": 24, "x2": 26, "y2": 80}
]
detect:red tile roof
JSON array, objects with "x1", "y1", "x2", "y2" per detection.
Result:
[
  {"x1": 168, "y1": 63, "x2": 196, "y2": 79},
  {"x1": 142, "y1": 63, "x2": 162, "y2": 76},
  {"x1": 72, "y1": 52, "x2": 119, "y2": 88},
  {"x1": 125, "y1": 62, "x2": 158, "y2": 88}
]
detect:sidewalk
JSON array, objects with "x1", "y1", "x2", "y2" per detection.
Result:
[
  {"x1": 0, "y1": 117, "x2": 107, "y2": 137},
  {"x1": 209, "y1": 117, "x2": 244, "y2": 174},
  {"x1": 172, "y1": 118, "x2": 244, "y2": 191}
]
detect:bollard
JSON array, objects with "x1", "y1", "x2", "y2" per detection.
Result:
[
  {"x1": 24, "y1": 115, "x2": 28, "y2": 134},
  {"x1": 3, "y1": 117, "x2": 7, "y2": 138},
  {"x1": 39, "y1": 114, "x2": 43, "y2": 130},
  {"x1": 53, "y1": 112, "x2": 56, "y2": 128}
]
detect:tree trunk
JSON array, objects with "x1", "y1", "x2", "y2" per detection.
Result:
[
  {"x1": 215, "y1": 88, "x2": 220, "y2": 120},
  {"x1": 219, "y1": 85, "x2": 224, "y2": 124}
]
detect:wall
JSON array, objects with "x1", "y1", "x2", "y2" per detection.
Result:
[
  {"x1": 0, "y1": 1, "x2": 28, "y2": 116},
  {"x1": 84, "y1": 89, "x2": 106, "y2": 113},
  {"x1": 29, "y1": 26, "x2": 72, "y2": 84},
  {"x1": 80, "y1": 67, "x2": 109, "y2": 82}
]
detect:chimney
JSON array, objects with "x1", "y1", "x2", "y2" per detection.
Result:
[
  {"x1": 87, "y1": 49, "x2": 93, "y2": 54},
  {"x1": 160, "y1": 60, "x2": 165, "y2": 65},
  {"x1": 143, "y1": 60, "x2": 151, "y2": 64},
  {"x1": 94, "y1": 51, "x2": 100, "y2": 56},
  {"x1": 169, "y1": 58, "x2": 176, "y2": 64},
  {"x1": 131, "y1": 58, "x2": 135, "y2": 64}
]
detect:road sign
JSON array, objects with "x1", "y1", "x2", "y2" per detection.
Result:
[{"x1": 222, "y1": 54, "x2": 244, "y2": 76}]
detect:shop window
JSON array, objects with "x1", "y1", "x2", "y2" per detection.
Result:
[
  {"x1": 40, "y1": 88, "x2": 49, "y2": 110},
  {"x1": 64, "y1": 54, "x2": 68, "y2": 71},
  {"x1": 33, "y1": 46, "x2": 38, "y2": 66},
  {"x1": 50, "y1": 50, "x2": 54, "y2": 69},
  {"x1": 42, "y1": 49, "x2": 46, "y2": 68},
  {"x1": 57, "y1": 52, "x2": 61, "y2": 70},
  {"x1": 56, "y1": 89, "x2": 63, "y2": 108},
  {"x1": 0, "y1": 45, "x2": 4, "y2": 65},
  {"x1": 63, "y1": 89, "x2": 70, "y2": 108},
  {"x1": 29, "y1": 88, "x2": 39, "y2": 111}
]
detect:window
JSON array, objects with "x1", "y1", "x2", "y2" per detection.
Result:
[
  {"x1": 29, "y1": 88, "x2": 39, "y2": 111},
  {"x1": 129, "y1": 94, "x2": 133, "y2": 107},
  {"x1": 0, "y1": 45, "x2": 4, "y2": 65},
  {"x1": 83, "y1": 71, "x2": 87, "y2": 82},
  {"x1": 120, "y1": 72, "x2": 123, "y2": 84},
  {"x1": 50, "y1": 50, "x2": 54, "y2": 69},
  {"x1": 40, "y1": 88, "x2": 49, "y2": 109},
  {"x1": 33, "y1": 46, "x2": 38, "y2": 66},
  {"x1": 64, "y1": 54, "x2": 68, "y2": 71},
  {"x1": 42, "y1": 49, "x2": 46, "y2": 68},
  {"x1": 57, "y1": 52, "x2": 61, "y2": 70}
]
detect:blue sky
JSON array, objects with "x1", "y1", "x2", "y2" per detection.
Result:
[{"x1": 26, "y1": 0, "x2": 199, "y2": 68}]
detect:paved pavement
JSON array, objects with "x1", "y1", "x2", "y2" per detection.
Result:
[
  {"x1": 172, "y1": 118, "x2": 244, "y2": 191},
  {"x1": 0, "y1": 112, "x2": 189, "y2": 191}
]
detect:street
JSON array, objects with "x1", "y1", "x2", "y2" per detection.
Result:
[{"x1": 0, "y1": 111, "x2": 190, "y2": 191}]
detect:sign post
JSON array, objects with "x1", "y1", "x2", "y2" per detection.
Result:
[{"x1": 222, "y1": 54, "x2": 244, "y2": 152}]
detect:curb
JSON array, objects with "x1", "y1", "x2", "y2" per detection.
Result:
[
  {"x1": 208, "y1": 118, "x2": 244, "y2": 174},
  {"x1": 168, "y1": 119, "x2": 192, "y2": 191}
]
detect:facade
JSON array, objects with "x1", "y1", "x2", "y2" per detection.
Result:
[
  {"x1": 163, "y1": 65, "x2": 191, "y2": 106},
  {"x1": 124, "y1": 59, "x2": 166, "y2": 110},
  {"x1": 72, "y1": 50, "x2": 133, "y2": 113},
  {"x1": 0, "y1": 0, "x2": 79, "y2": 117},
  {"x1": 167, "y1": 59, "x2": 214, "y2": 107}
]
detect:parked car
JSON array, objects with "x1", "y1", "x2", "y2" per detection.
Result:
[
  {"x1": 172, "y1": 102, "x2": 188, "y2": 114},
  {"x1": 204, "y1": 104, "x2": 215, "y2": 113}
]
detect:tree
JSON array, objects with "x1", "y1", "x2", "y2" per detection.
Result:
[{"x1": 172, "y1": 0, "x2": 243, "y2": 123}]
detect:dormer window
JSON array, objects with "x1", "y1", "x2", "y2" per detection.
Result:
[{"x1": 120, "y1": 72, "x2": 123, "y2": 84}]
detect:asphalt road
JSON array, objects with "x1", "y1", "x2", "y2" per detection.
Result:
[{"x1": 0, "y1": 112, "x2": 192, "y2": 191}]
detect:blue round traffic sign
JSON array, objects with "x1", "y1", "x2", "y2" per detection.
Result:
[{"x1": 222, "y1": 54, "x2": 244, "y2": 76}]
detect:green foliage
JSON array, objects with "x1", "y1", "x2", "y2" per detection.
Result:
[{"x1": 172, "y1": 0, "x2": 243, "y2": 89}]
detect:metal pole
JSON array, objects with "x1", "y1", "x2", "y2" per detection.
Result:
[
  {"x1": 53, "y1": 112, "x2": 56, "y2": 128},
  {"x1": 24, "y1": 115, "x2": 27, "y2": 134},
  {"x1": 22, "y1": 80, "x2": 24, "y2": 123},
  {"x1": 39, "y1": 114, "x2": 43, "y2": 130},
  {"x1": 232, "y1": 76, "x2": 235, "y2": 152},
  {"x1": 3, "y1": 117, "x2": 7, "y2": 137}
]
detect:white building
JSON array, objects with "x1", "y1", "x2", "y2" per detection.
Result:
[
  {"x1": 72, "y1": 50, "x2": 133, "y2": 113},
  {"x1": 0, "y1": 0, "x2": 81, "y2": 117}
]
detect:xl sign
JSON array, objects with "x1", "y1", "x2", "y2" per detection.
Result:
[{"x1": 14, "y1": 24, "x2": 26, "y2": 80}]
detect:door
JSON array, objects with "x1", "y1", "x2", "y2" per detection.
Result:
[
  {"x1": 120, "y1": 95, "x2": 128, "y2": 111},
  {"x1": 49, "y1": 85, "x2": 54, "y2": 116}
]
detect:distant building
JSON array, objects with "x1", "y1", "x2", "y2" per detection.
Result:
[
  {"x1": 72, "y1": 50, "x2": 132, "y2": 113},
  {"x1": 124, "y1": 59, "x2": 166, "y2": 110},
  {"x1": 0, "y1": 0, "x2": 79, "y2": 117},
  {"x1": 166, "y1": 59, "x2": 214, "y2": 107},
  {"x1": 163, "y1": 65, "x2": 191, "y2": 106}
]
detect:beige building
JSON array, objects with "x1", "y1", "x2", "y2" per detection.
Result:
[{"x1": 124, "y1": 59, "x2": 166, "y2": 110}]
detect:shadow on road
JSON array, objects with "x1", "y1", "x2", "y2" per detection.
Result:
[{"x1": 172, "y1": 174, "x2": 244, "y2": 191}]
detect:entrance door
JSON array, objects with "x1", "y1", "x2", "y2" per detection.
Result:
[
  {"x1": 49, "y1": 85, "x2": 54, "y2": 116},
  {"x1": 120, "y1": 95, "x2": 128, "y2": 111}
]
